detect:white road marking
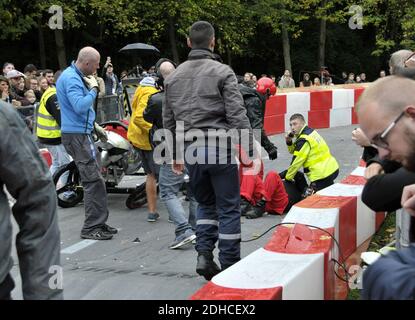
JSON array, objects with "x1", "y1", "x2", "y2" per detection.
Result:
[{"x1": 61, "y1": 240, "x2": 98, "y2": 254}]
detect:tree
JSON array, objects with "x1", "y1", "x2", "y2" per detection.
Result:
[
  {"x1": 0, "y1": 0, "x2": 38, "y2": 40},
  {"x1": 194, "y1": 0, "x2": 255, "y2": 65},
  {"x1": 314, "y1": 0, "x2": 348, "y2": 70},
  {"x1": 253, "y1": 0, "x2": 313, "y2": 74},
  {"x1": 362, "y1": 0, "x2": 415, "y2": 56}
]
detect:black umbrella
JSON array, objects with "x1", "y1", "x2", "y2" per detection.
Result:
[{"x1": 119, "y1": 43, "x2": 160, "y2": 54}]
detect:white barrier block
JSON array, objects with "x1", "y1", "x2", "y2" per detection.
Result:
[
  {"x1": 283, "y1": 206, "x2": 339, "y2": 229},
  {"x1": 317, "y1": 183, "x2": 363, "y2": 197},
  {"x1": 350, "y1": 166, "x2": 366, "y2": 177},
  {"x1": 283, "y1": 206, "x2": 340, "y2": 261},
  {"x1": 332, "y1": 89, "x2": 354, "y2": 109},
  {"x1": 330, "y1": 108, "x2": 352, "y2": 127},
  {"x1": 286, "y1": 92, "x2": 311, "y2": 112},
  {"x1": 212, "y1": 248, "x2": 324, "y2": 300},
  {"x1": 356, "y1": 195, "x2": 376, "y2": 246}
]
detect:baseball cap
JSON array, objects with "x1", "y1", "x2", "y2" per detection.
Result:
[{"x1": 6, "y1": 70, "x2": 26, "y2": 79}]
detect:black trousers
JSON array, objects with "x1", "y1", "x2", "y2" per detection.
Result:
[
  {"x1": 280, "y1": 169, "x2": 339, "y2": 199},
  {"x1": 0, "y1": 274, "x2": 14, "y2": 300},
  {"x1": 313, "y1": 169, "x2": 339, "y2": 191},
  {"x1": 186, "y1": 146, "x2": 241, "y2": 269},
  {"x1": 279, "y1": 170, "x2": 308, "y2": 194}
]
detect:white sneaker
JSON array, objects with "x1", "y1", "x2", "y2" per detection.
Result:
[{"x1": 169, "y1": 232, "x2": 196, "y2": 249}]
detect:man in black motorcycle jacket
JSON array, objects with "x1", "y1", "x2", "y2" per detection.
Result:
[{"x1": 238, "y1": 77, "x2": 278, "y2": 160}]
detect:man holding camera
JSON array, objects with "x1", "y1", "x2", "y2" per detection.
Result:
[
  {"x1": 281, "y1": 113, "x2": 339, "y2": 197},
  {"x1": 56, "y1": 46, "x2": 116, "y2": 241}
]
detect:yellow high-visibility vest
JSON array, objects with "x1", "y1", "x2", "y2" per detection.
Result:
[
  {"x1": 36, "y1": 87, "x2": 61, "y2": 139},
  {"x1": 287, "y1": 126, "x2": 339, "y2": 182}
]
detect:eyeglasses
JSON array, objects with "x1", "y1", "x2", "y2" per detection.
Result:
[
  {"x1": 370, "y1": 111, "x2": 406, "y2": 149},
  {"x1": 404, "y1": 52, "x2": 415, "y2": 68}
]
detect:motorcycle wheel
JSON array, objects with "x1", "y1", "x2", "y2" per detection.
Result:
[
  {"x1": 53, "y1": 162, "x2": 84, "y2": 208},
  {"x1": 126, "y1": 182, "x2": 147, "y2": 209}
]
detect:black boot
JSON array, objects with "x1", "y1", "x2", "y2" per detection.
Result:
[
  {"x1": 240, "y1": 198, "x2": 252, "y2": 216},
  {"x1": 246, "y1": 199, "x2": 266, "y2": 219},
  {"x1": 196, "y1": 252, "x2": 221, "y2": 281}
]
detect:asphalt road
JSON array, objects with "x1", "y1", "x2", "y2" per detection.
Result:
[{"x1": 9, "y1": 124, "x2": 362, "y2": 300}]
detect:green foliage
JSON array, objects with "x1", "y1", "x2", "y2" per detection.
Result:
[
  {"x1": 361, "y1": 0, "x2": 415, "y2": 56},
  {"x1": 346, "y1": 212, "x2": 396, "y2": 300},
  {"x1": 0, "y1": 0, "x2": 38, "y2": 40},
  {"x1": 0, "y1": 0, "x2": 411, "y2": 79}
]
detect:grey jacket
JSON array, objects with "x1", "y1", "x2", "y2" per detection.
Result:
[
  {"x1": 0, "y1": 101, "x2": 63, "y2": 300},
  {"x1": 163, "y1": 49, "x2": 253, "y2": 159}
]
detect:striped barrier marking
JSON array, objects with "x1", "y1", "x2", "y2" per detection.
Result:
[
  {"x1": 264, "y1": 87, "x2": 364, "y2": 134},
  {"x1": 191, "y1": 159, "x2": 388, "y2": 300},
  {"x1": 281, "y1": 206, "x2": 339, "y2": 261},
  {"x1": 191, "y1": 248, "x2": 325, "y2": 300},
  {"x1": 264, "y1": 224, "x2": 336, "y2": 300}
]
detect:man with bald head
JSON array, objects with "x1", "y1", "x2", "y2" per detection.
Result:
[
  {"x1": 56, "y1": 46, "x2": 117, "y2": 240},
  {"x1": 358, "y1": 76, "x2": 415, "y2": 170},
  {"x1": 143, "y1": 59, "x2": 197, "y2": 249},
  {"x1": 357, "y1": 75, "x2": 415, "y2": 299}
]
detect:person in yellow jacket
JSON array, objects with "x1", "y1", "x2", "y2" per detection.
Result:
[
  {"x1": 127, "y1": 76, "x2": 160, "y2": 222},
  {"x1": 281, "y1": 113, "x2": 339, "y2": 197}
]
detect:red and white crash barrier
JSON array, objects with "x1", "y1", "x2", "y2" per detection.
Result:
[
  {"x1": 264, "y1": 87, "x2": 365, "y2": 135},
  {"x1": 190, "y1": 161, "x2": 386, "y2": 300}
]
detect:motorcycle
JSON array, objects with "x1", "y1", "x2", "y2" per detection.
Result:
[{"x1": 53, "y1": 121, "x2": 148, "y2": 209}]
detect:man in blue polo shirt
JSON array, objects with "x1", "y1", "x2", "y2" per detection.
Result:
[{"x1": 56, "y1": 46, "x2": 116, "y2": 240}]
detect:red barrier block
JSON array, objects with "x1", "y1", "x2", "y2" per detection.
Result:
[
  {"x1": 376, "y1": 212, "x2": 387, "y2": 230},
  {"x1": 264, "y1": 224, "x2": 336, "y2": 300},
  {"x1": 265, "y1": 94, "x2": 287, "y2": 116},
  {"x1": 264, "y1": 115, "x2": 285, "y2": 135},
  {"x1": 352, "y1": 88, "x2": 365, "y2": 125},
  {"x1": 310, "y1": 91, "x2": 332, "y2": 111},
  {"x1": 308, "y1": 110, "x2": 330, "y2": 129},
  {"x1": 341, "y1": 175, "x2": 366, "y2": 185},
  {"x1": 190, "y1": 282, "x2": 282, "y2": 300},
  {"x1": 352, "y1": 107, "x2": 359, "y2": 125},
  {"x1": 296, "y1": 195, "x2": 357, "y2": 261},
  {"x1": 354, "y1": 87, "x2": 365, "y2": 104},
  {"x1": 40, "y1": 149, "x2": 52, "y2": 167}
]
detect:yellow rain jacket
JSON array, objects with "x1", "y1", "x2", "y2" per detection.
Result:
[{"x1": 127, "y1": 85, "x2": 159, "y2": 150}]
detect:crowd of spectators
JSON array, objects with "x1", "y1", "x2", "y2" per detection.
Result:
[
  {"x1": 1, "y1": 59, "x2": 387, "y2": 130},
  {"x1": 0, "y1": 60, "x2": 132, "y2": 130},
  {"x1": 239, "y1": 68, "x2": 386, "y2": 91}
]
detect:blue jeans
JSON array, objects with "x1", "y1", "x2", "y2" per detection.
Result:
[
  {"x1": 159, "y1": 164, "x2": 197, "y2": 237},
  {"x1": 47, "y1": 143, "x2": 72, "y2": 176},
  {"x1": 47, "y1": 143, "x2": 74, "y2": 197},
  {"x1": 185, "y1": 146, "x2": 241, "y2": 269}
]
